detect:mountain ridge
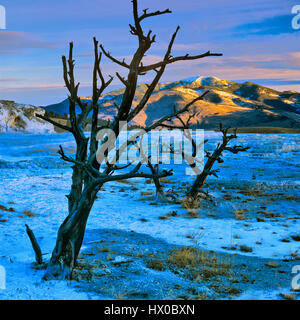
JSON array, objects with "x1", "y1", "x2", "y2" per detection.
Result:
[{"x1": 42, "y1": 76, "x2": 300, "y2": 129}]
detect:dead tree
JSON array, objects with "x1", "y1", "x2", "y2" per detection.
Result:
[
  {"x1": 37, "y1": 0, "x2": 221, "y2": 280},
  {"x1": 188, "y1": 124, "x2": 249, "y2": 199},
  {"x1": 156, "y1": 118, "x2": 249, "y2": 202},
  {"x1": 25, "y1": 224, "x2": 43, "y2": 265}
]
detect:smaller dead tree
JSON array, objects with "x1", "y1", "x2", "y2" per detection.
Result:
[
  {"x1": 188, "y1": 124, "x2": 249, "y2": 199},
  {"x1": 150, "y1": 121, "x2": 249, "y2": 202}
]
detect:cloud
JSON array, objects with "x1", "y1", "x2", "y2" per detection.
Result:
[
  {"x1": 232, "y1": 15, "x2": 296, "y2": 37},
  {"x1": 0, "y1": 77, "x2": 23, "y2": 82},
  {"x1": 234, "y1": 79, "x2": 300, "y2": 86},
  {"x1": 0, "y1": 31, "x2": 60, "y2": 54}
]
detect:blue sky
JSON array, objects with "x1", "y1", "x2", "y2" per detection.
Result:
[{"x1": 0, "y1": 0, "x2": 299, "y2": 105}]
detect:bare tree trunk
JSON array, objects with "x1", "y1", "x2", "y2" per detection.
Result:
[
  {"x1": 147, "y1": 162, "x2": 165, "y2": 200},
  {"x1": 25, "y1": 224, "x2": 43, "y2": 265},
  {"x1": 43, "y1": 185, "x2": 99, "y2": 280}
]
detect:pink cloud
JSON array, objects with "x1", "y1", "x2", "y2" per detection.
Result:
[{"x1": 0, "y1": 31, "x2": 60, "y2": 54}]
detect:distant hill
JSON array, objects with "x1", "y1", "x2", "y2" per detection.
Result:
[
  {"x1": 0, "y1": 100, "x2": 54, "y2": 133},
  {"x1": 43, "y1": 76, "x2": 300, "y2": 130}
]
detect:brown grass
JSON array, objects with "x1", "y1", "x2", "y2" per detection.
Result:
[
  {"x1": 141, "y1": 191, "x2": 154, "y2": 196},
  {"x1": 116, "y1": 180, "x2": 133, "y2": 185},
  {"x1": 160, "y1": 178, "x2": 175, "y2": 184},
  {"x1": 167, "y1": 211, "x2": 178, "y2": 217},
  {"x1": 139, "y1": 196, "x2": 154, "y2": 202},
  {"x1": 99, "y1": 245, "x2": 111, "y2": 253},
  {"x1": 279, "y1": 293, "x2": 296, "y2": 300},
  {"x1": 181, "y1": 198, "x2": 199, "y2": 210},
  {"x1": 291, "y1": 235, "x2": 300, "y2": 241},
  {"x1": 167, "y1": 247, "x2": 232, "y2": 279},
  {"x1": 283, "y1": 195, "x2": 299, "y2": 201},
  {"x1": 239, "y1": 245, "x2": 253, "y2": 253},
  {"x1": 23, "y1": 210, "x2": 36, "y2": 217},
  {"x1": 265, "y1": 261, "x2": 280, "y2": 268},
  {"x1": 234, "y1": 209, "x2": 247, "y2": 220},
  {"x1": 146, "y1": 257, "x2": 166, "y2": 271},
  {"x1": 181, "y1": 198, "x2": 200, "y2": 218},
  {"x1": 0, "y1": 205, "x2": 15, "y2": 212},
  {"x1": 158, "y1": 215, "x2": 168, "y2": 220}
]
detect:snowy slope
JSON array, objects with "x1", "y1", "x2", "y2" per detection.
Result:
[{"x1": 0, "y1": 101, "x2": 54, "y2": 134}]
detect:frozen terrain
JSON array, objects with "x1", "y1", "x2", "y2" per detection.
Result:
[
  {"x1": 0, "y1": 132, "x2": 299, "y2": 300},
  {"x1": 0, "y1": 101, "x2": 54, "y2": 134}
]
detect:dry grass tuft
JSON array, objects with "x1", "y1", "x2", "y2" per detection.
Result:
[
  {"x1": 146, "y1": 257, "x2": 166, "y2": 271},
  {"x1": 283, "y1": 195, "x2": 299, "y2": 201},
  {"x1": 139, "y1": 196, "x2": 154, "y2": 202},
  {"x1": 158, "y1": 215, "x2": 168, "y2": 220},
  {"x1": 99, "y1": 245, "x2": 111, "y2": 253},
  {"x1": 116, "y1": 180, "x2": 133, "y2": 185},
  {"x1": 160, "y1": 178, "x2": 174, "y2": 184},
  {"x1": 167, "y1": 247, "x2": 232, "y2": 279},
  {"x1": 279, "y1": 293, "x2": 296, "y2": 300},
  {"x1": 181, "y1": 197, "x2": 200, "y2": 218},
  {"x1": 141, "y1": 191, "x2": 154, "y2": 196},
  {"x1": 181, "y1": 197, "x2": 200, "y2": 210},
  {"x1": 291, "y1": 235, "x2": 300, "y2": 242},
  {"x1": 265, "y1": 261, "x2": 280, "y2": 268},
  {"x1": 0, "y1": 205, "x2": 15, "y2": 212},
  {"x1": 194, "y1": 293, "x2": 209, "y2": 300},
  {"x1": 167, "y1": 211, "x2": 178, "y2": 217},
  {"x1": 234, "y1": 209, "x2": 247, "y2": 220},
  {"x1": 23, "y1": 210, "x2": 36, "y2": 217},
  {"x1": 239, "y1": 245, "x2": 253, "y2": 253}
]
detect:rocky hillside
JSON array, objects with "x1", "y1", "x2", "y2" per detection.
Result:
[
  {"x1": 44, "y1": 76, "x2": 300, "y2": 129},
  {"x1": 0, "y1": 100, "x2": 54, "y2": 133}
]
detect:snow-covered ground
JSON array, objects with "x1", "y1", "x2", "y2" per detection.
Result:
[{"x1": 0, "y1": 132, "x2": 299, "y2": 299}]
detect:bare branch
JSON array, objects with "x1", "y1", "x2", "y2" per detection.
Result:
[
  {"x1": 139, "y1": 51, "x2": 222, "y2": 73},
  {"x1": 224, "y1": 145, "x2": 250, "y2": 154},
  {"x1": 127, "y1": 26, "x2": 181, "y2": 122},
  {"x1": 93, "y1": 166, "x2": 173, "y2": 186},
  {"x1": 116, "y1": 72, "x2": 129, "y2": 86},
  {"x1": 99, "y1": 44, "x2": 130, "y2": 69},
  {"x1": 58, "y1": 145, "x2": 101, "y2": 179},
  {"x1": 139, "y1": 8, "x2": 172, "y2": 22},
  {"x1": 35, "y1": 113, "x2": 73, "y2": 133}
]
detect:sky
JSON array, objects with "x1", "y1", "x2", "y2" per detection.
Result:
[{"x1": 0, "y1": 0, "x2": 299, "y2": 106}]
